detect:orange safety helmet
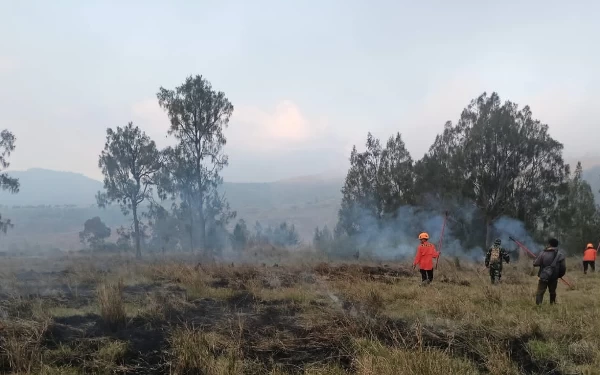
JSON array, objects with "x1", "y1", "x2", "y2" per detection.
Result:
[
  {"x1": 418, "y1": 232, "x2": 429, "y2": 240},
  {"x1": 587, "y1": 243, "x2": 595, "y2": 249}
]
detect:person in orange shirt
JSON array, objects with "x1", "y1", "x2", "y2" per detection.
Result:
[
  {"x1": 413, "y1": 232, "x2": 439, "y2": 284},
  {"x1": 583, "y1": 243, "x2": 597, "y2": 274}
]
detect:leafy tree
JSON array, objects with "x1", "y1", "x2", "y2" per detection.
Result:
[
  {"x1": 0, "y1": 130, "x2": 19, "y2": 233},
  {"x1": 204, "y1": 189, "x2": 236, "y2": 255},
  {"x1": 250, "y1": 221, "x2": 268, "y2": 246},
  {"x1": 313, "y1": 225, "x2": 333, "y2": 253},
  {"x1": 416, "y1": 92, "x2": 568, "y2": 246},
  {"x1": 79, "y1": 216, "x2": 111, "y2": 250},
  {"x1": 145, "y1": 203, "x2": 181, "y2": 254},
  {"x1": 337, "y1": 132, "x2": 414, "y2": 237},
  {"x1": 116, "y1": 226, "x2": 133, "y2": 252},
  {"x1": 232, "y1": 219, "x2": 250, "y2": 252},
  {"x1": 157, "y1": 144, "x2": 198, "y2": 252},
  {"x1": 554, "y1": 162, "x2": 600, "y2": 254},
  {"x1": 157, "y1": 75, "x2": 234, "y2": 254},
  {"x1": 97, "y1": 122, "x2": 162, "y2": 258},
  {"x1": 266, "y1": 222, "x2": 300, "y2": 247}
]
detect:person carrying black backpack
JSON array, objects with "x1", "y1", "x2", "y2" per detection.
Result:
[{"x1": 533, "y1": 238, "x2": 566, "y2": 305}]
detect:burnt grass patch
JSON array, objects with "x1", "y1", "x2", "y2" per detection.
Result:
[
  {"x1": 0, "y1": 259, "x2": 579, "y2": 374},
  {"x1": 241, "y1": 303, "x2": 354, "y2": 373}
]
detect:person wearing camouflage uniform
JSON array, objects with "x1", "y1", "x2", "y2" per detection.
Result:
[{"x1": 485, "y1": 239, "x2": 510, "y2": 284}]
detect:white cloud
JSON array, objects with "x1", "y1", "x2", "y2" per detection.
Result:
[
  {"x1": 230, "y1": 100, "x2": 329, "y2": 151},
  {"x1": 130, "y1": 98, "x2": 335, "y2": 152}
]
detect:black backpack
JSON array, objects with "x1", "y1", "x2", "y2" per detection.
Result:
[{"x1": 539, "y1": 250, "x2": 561, "y2": 282}]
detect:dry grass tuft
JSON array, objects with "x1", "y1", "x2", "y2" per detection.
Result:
[
  {"x1": 169, "y1": 325, "x2": 241, "y2": 375},
  {"x1": 567, "y1": 340, "x2": 597, "y2": 365},
  {"x1": 0, "y1": 254, "x2": 598, "y2": 373},
  {"x1": 482, "y1": 285, "x2": 503, "y2": 305},
  {"x1": 95, "y1": 339, "x2": 128, "y2": 365},
  {"x1": 353, "y1": 339, "x2": 479, "y2": 375},
  {"x1": 0, "y1": 317, "x2": 50, "y2": 372},
  {"x1": 96, "y1": 279, "x2": 126, "y2": 331}
]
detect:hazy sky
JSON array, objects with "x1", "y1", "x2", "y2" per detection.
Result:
[{"x1": 2, "y1": 1, "x2": 599, "y2": 182}]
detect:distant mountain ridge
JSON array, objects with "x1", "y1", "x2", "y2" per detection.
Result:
[
  {"x1": 3, "y1": 165, "x2": 597, "y2": 207},
  {"x1": 0, "y1": 168, "x2": 345, "y2": 207},
  {"x1": 1, "y1": 168, "x2": 105, "y2": 206},
  {"x1": 0, "y1": 169, "x2": 344, "y2": 249}
]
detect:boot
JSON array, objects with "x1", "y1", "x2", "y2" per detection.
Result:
[
  {"x1": 549, "y1": 294, "x2": 556, "y2": 304},
  {"x1": 535, "y1": 293, "x2": 543, "y2": 305}
]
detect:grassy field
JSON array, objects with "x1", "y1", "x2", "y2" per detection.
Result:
[{"x1": 0, "y1": 250, "x2": 597, "y2": 374}]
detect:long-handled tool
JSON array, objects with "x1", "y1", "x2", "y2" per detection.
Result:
[
  {"x1": 435, "y1": 211, "x2": 449, "y2": 270},
  {"x1": 509, "y1": 236, "x2": 573, "y2": 288},
  {"x1": 508, "y1": 236, "x2": 536, "y2": 258}
]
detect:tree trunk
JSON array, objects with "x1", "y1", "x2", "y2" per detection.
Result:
[
  {"x1": 189, "y1": 211, "x2": 194, "y2": 253},
  {"x1": 198, "y1": 193, "x2": 206, "y2": 255},
  {"x1": 133, "y1": 204, "x2": 141, "y2": 259},
  {"x1": 485, "y1": 216, "x2": 492, "y2": 249}
]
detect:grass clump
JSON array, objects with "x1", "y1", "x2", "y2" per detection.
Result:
[
  {"x1": 567, "y1": 340, "x2": 597, "y2": 365},
  {"x1": 95, "y1": 339, "x2": 128, "y2": 365},
  {"x1": 0, "y1": 318, "x2": 50, "y2": 373},
  {"x1": 169, "y1": 325, "x2": 241, "y2": 375},
  {"x1": 39, "y1": 365, "x2": 84, "y2": 375},
  {"x1": 96, "y1": 279, "x2": 126, "y2": 331},
  {"x1": 354, "y1": 339, "x2": 479, "y2": 375}
]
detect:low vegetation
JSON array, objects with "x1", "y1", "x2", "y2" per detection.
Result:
[{"x1": 0, "y1": 251, "x2": 596, "y2": 374}]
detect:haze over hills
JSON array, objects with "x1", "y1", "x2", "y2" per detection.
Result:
[
  {"x1": 0, "y1": 168, "x2": 344, "y2": 251},
  {"x1": 1, "y1": 166, "x2": 598, "y2": 253},
  {"x1": 1, "y1": 168, "x2": 345, "y2": 208}
]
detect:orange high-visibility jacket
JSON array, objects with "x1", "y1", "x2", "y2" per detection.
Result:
[
  {"x1": 583, "y1": 248, "x2": 597, "y2": 261},
  {"x1": 413, "y1": 242, "x2": 439, "y2": 271}
]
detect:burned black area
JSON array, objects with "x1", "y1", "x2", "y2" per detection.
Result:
[
  {"x1": 241, "y1": 303, "x2": 354, "y2": 373},
  {"x1": 508, "y1": 337, "x2": 562, "y2": 375},
  {"x1": 439, "y1": 274, "x2": 472, "y2": 286},
  {"x1": 0, "y1": 261, "x2": 578, "y2": 374},
  {"x1": 210, "y1": 277, "x2": 230, "y2": 288},
  {"x1": 227, "y1": 290, "x2": 257, "y2": 309}
]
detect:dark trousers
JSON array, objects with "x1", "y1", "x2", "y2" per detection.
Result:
[
  {"x1": 583, "y1": 261, "x2": 595, "y2": 273},
  {"x1": 420, "y1": 269, "x2": 433, "y2": 283},
  {"x1": 489, "y1": 268, "x2": 502, "y2": 284},
  {"x1": 536, "y1": 279, "x2": 558, "y2": 305}
]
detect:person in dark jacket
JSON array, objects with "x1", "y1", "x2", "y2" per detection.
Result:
[{"x1": 533, "y1": 238, "x2": 566, "y2": 305}]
